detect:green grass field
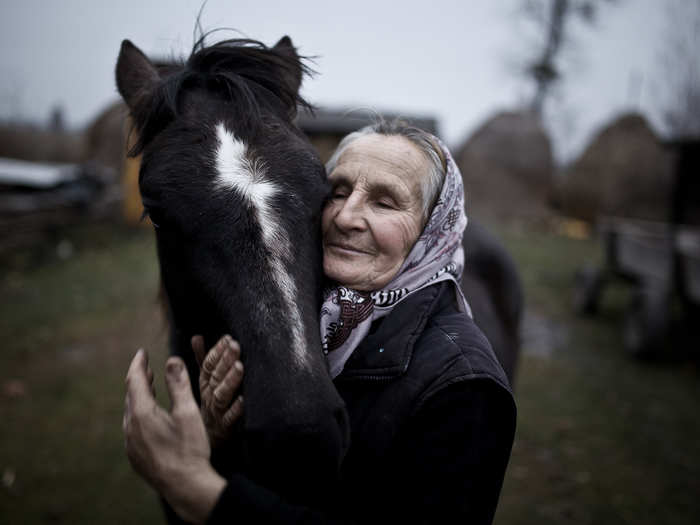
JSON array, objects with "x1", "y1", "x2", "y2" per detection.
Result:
[
  {"x1": 1, "y1": 222, "x2": 698, "y2": 523},
  {"x1": 495, "y1": 227, "x2": 700, "y2": 524}
]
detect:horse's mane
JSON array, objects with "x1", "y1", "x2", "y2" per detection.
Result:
[{"x1": 129, "y1": 37, "x2": 314, "y2": 156}]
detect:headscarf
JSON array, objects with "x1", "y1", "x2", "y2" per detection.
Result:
[{"x1": 320, "y1": 134, "x2": 470, "y2": 378}]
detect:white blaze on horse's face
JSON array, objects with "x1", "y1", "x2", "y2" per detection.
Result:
[{"x1": 214, "y1": 123, "x2": 307, "y2": 369}]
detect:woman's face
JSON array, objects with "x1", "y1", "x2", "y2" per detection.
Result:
[{"x1": 322, "y1": 134, "x2": 427, "y2": 291}]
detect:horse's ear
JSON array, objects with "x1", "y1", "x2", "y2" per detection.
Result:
[
  {"x1": 272, "y1": 36, "x2": 303, "y2": 96},
  {"x1": 116, "y1": 40, "x2": 160, "y2": 111}
]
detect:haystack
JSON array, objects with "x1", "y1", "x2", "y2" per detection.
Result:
[
  {"x1": 558, "y1": 113, "x2": 674, "y2": 222},
  {"x1": 455, "y1": 110, "x2": 554, "y2": 222}
]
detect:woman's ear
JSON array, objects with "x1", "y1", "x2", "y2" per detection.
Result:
[{"x1": 116, "y1": 40, "x2": 160, "y2": 111}]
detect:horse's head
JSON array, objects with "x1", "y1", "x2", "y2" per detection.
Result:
[{"x1": 116, "y1": 37, "x2": 348, "y2": 489}]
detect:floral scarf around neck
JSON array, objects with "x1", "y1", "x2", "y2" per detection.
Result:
[{"x1": 320, "y1": 135, "x2": 470, "y2": 379}]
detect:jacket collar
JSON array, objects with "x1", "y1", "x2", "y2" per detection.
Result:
[{"x1": 335, "y1": 282, "x2": 447, "y2": 380}]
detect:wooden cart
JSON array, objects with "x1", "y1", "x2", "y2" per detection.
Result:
[{"x1": 573, "y1": 140, "x2": 700, "y2": 358}]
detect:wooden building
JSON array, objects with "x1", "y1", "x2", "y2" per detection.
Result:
[{"x1": 116, "y1": 105, "x2": 438, "y2": 225}]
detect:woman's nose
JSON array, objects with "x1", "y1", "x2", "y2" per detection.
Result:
[{"x1": 333, "y1": 194, "x2": 366, "y2": 232}]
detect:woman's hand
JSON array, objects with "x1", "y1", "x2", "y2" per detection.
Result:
[
  {"x1": 123, "y1": 349, "x2": 226, "y2": 524},
  {"x1": 191, "y1": 335, "x2": 245, "y2": 447}
]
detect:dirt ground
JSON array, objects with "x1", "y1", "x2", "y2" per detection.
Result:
[{"x1": 1, "y1": 222, "x2": 699, "y2": 524}]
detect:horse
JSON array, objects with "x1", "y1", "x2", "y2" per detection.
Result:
[
  {"x1": 115, "y1": 36, "x2": 350, "y2": 503},
  {"x1": 461, "y1": 220, "x2": 523, "y2": 386}
]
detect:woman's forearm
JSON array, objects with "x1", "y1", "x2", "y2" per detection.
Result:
[{"x1": 163, "y1": 463, "x2": 227, "y2": 525}]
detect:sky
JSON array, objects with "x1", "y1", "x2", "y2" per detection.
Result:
[{"x1": 0, "y1": 0, "x2": 689, "y2": 162}]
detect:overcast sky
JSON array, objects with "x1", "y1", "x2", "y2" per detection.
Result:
[{"x1": 0, "y1": 0, "x2": 690, "y2": 162}]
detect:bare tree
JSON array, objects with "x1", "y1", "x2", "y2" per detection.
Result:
[{"x1": 521, "y1": 0, "x2": 618, "y2": 117}]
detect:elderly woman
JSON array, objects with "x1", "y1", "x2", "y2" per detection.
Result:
[{"x1": 124, "y1": 122, "x2": 516, "y2": 524}]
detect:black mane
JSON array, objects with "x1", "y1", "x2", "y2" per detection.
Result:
[{"x1": 129, "y1": 38, "x2": 314, "y2": 156}]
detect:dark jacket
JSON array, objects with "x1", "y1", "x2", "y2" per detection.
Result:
[{"x1": 208, "y1": 280, "x2": 516, "y2": 524}]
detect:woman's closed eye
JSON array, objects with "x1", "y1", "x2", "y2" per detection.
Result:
[
  {"x1": 330, "y1": 187, "x2": 349, "y2": 200},
  {"x1": 375, "y1": 198, "x2": 397, "y2": 210}
]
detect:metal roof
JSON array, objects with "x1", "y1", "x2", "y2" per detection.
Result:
[
  {"x1": 296, "y1": 107, "x2": 439, "y2": 136},
  {"x1": 0, "y1": 157, "x2": 79, "y2": 189}
]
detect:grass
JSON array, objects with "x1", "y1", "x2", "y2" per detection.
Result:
[
  {"x1": 494, "y1": 228, "x2": 700, "y2": 525},
  {"x1": 1, "y1": 221, "x2": 698, "y2": 523},
  {"x1": 0, "y1": 224, "x2": 168, "y2": 523}
]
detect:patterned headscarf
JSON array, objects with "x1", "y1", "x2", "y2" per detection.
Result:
[{"x1": 320, "y1": 133, "x2": 470, "y2": 378}]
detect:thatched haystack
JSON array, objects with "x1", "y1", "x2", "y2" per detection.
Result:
[
  {"x1": 455, "y1": 110, "x2": 554, "y2": 222},
  {"x1": 557, "y1": 113, "x2": 674, "y2": 222}
]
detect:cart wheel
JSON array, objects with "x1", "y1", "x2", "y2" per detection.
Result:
[
  {"x1": 623, "y1": 285, "x2": 669, "y2": 358},
  {"x1": 573, "y1": 265, "x2": 604, "y2": 315}
]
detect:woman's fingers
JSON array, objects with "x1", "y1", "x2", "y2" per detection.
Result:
[
  {"x1": 211, "y1": 338, "x2": 240, "y2": 386},
  {"x1": 192, "y1": 336, "x2": 244, "y2": 446},
  {"x1": 196, "y1": 335, "x2": 244, "y2": 445},
  {"x1": 124, "y1": 350, "x2": 159, "y2": 455},
  {"x1": 191, "y1": 335, "x2": 206, "y2": 368},
  {"x1": 200, "y1": 339, "x2": 221, "y2": 404},
  {"x1": 126, "y1": 349, "x2": 155, "y2": 413},
  {"x1": 146, "y1": 362, "x2": 155, "y2": 397},
  {"x1": 123, "y1": 389, "x2": 131, "y2": 434},
  {"x1": 123, "y1": 353, "x2": 215, "y2": 508},
  {"x1": 165, "y1": 357, "x2": 199, "y2": 418},
  {"x1": 199, "y1": 335, "x2": 242, "y2": 415},
  {"x1": 213, "y1": 360, "x2": 244, "y2": 411},
  {"x1": 221, "y1": 396, "x2": 244, "y2": 429},
  {"x1": 201, "y1": 336, "x2": 240, "y2": 387},
  {"x1": 201, "y1": 336, "x2": 228, "y2": 385}
]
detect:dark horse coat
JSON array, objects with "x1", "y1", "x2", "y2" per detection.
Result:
[
  {"x1": 115, "y1": 36, "x2": 350, "y2": 502},
  {"x1": 462, "y1": 220, "x2": 523, "y2": 385}
]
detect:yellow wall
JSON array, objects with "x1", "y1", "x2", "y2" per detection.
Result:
[{"x1": 121, "y1": 120, "x2": 148, "y2": 226}]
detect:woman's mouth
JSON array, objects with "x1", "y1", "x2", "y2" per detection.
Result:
[{"x1": 326, "y1": 242, "x2": 371, "y2": 256}]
